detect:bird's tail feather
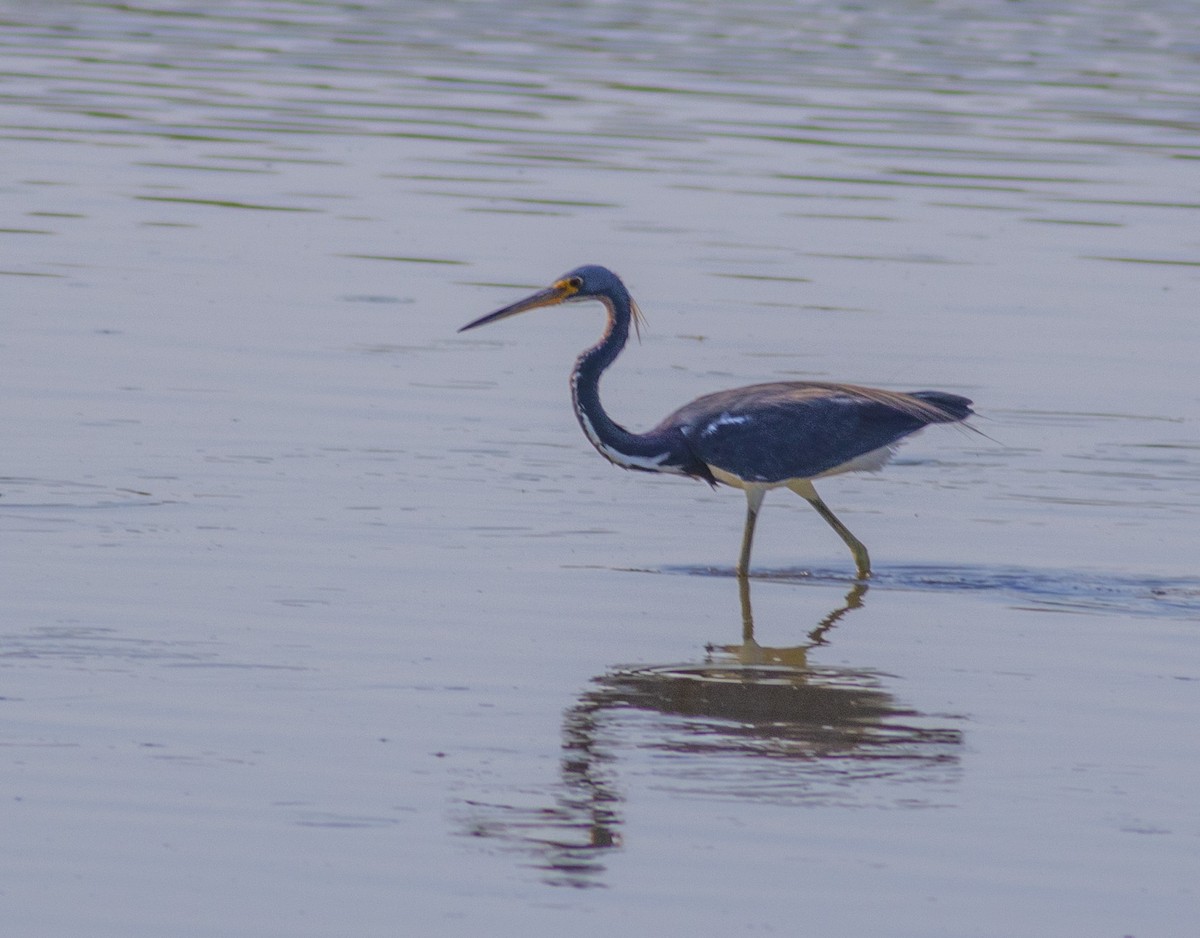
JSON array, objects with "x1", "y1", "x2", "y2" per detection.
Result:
[{"x1": 909, "y1": 390, "x2": 973, "y2": 423}]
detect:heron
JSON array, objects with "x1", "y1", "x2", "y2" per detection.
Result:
[{"x1": 459, "y1": 265, "x2": 972, "y2": 579}]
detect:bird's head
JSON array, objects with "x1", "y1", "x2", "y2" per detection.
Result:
[{"x1": 459, "y1": 265, "x2": 644, "y2": 336}]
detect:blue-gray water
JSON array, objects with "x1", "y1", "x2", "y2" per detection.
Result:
[{"x1": 3, "y1": 2, "x2": 1198, "y2": 935}]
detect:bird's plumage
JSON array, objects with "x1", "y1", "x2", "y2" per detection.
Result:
[
  {"x1": 663, "y1": 382, "x2": 971, "y2": 484},
  {"x1": 459, "y1": 264, "x2": 972, "y2": 577}
]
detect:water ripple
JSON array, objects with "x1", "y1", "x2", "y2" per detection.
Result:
[{"x1": 665, "y1": 563, "x2": 1200, "y2": 620}]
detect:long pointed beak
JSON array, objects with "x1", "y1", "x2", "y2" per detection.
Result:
[{"x1": 458, "y1": 282, "x2": 575, "y2": 333}]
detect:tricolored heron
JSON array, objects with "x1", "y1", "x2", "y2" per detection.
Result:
[{"x1": 459, "y1": 265, "x2": 972, "y2": 579}]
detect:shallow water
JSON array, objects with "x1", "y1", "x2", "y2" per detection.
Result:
[{"x1": 3, "y1": 2, "x2": 1198, "y2": 935}]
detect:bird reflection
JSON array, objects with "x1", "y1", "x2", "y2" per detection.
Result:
[{"x1": 462, "y1": 579, "x2": 962, "y2": 888}]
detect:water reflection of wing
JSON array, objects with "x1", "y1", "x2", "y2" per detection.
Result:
[{"x1": 460, "y1": 581, "x2": 963, "y2": 889}]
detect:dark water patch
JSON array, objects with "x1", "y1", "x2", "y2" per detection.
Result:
[
  {"x1": 0, "y1": 477, "x2": 164, "y2": 510},
  {"x1": 292, "y1": 812, "x2": 403, "y2": 830},
  {"x1": 1084, "y1": 254, "x2": 1200, "y2": 267},
  {"x1": 134, "y1": 194, "x2": 319, "y2": 212},
  {"x1": 134, "y1": 160, "x2": 278, "y2": 175},
  {"x1": 714, "y1": 272, "x2": 814, "y2": 283},
  {"x1": 338, "y1": 253, "x2": 466, "y2": 265},
  {"x1": 1023, "y1": 217, "x2": 1124, "y2": 227},
  {"x1": 0, "y1": 624, "x2": 217, "y2": 666}
]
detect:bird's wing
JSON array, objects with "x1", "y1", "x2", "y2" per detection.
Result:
[{"x1": 662, "y1": 382, "x2": 967, "y2": 484}]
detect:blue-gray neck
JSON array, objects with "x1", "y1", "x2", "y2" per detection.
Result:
[{"x1": 569, "y1": 293, "x2": 685, "y2": 474}]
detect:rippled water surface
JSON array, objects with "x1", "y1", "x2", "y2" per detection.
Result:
[{"x1": 3, "y1": 2, "x2": 1198, "y2": 935}]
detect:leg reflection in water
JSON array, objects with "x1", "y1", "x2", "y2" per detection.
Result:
[{"x1": 720, "y1": 574, "x2": 870, "y2": 668}]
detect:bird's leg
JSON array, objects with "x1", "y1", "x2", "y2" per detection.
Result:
[
  {"x1": 736, "y1": 485, "x2": 767, "y2": 578},
  {"x1": 787, "y1": 480, "x2": 872, "y2": 579}
]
